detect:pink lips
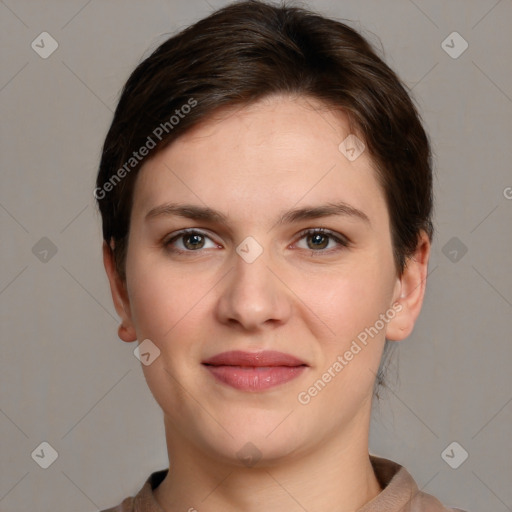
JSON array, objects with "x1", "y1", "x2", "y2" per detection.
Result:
[{"x1": 202, "y1": 350, "x2": 307, "y2": 391}]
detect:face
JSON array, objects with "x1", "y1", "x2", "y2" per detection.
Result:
[{"x1": 107, "y1": 95, "x2": 427, "y2": 467}]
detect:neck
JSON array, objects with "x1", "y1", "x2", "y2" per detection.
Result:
[{"x1": 154, "y1": 408, "x2": 381, "y2": 512}]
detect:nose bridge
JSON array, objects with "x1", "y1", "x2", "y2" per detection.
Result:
[{"x1": 215, "y1": 242, "x2": 290, "y2": 330}]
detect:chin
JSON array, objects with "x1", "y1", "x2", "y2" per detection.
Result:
[{"x1": 197, "y1": 412, "x2": 308, "y2": 467}]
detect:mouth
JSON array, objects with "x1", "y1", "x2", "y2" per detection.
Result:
[{"x1": 202, "y1": 350, "x2": 308, "y2": 392}]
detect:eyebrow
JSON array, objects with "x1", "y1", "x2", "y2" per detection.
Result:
[{"x1": 145, "y1": 201, "x2": 370, "y2": 226}]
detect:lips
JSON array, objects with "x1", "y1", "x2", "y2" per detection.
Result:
[
  {"x1": 202, "y1": 350, "x2": 308, "y2": 391},
  {"x1": 202, "y1": 350, "x2": 306, "y2": 367}
]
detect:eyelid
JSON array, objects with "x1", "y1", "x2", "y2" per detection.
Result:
[
  {"x1": 293, "y1": 227, "x2": 351, "y2": 250},
  {"x1": 163, "y1": 227, "x2": 213, "y2": 242},
  {"x1": 163, "y1": 228, "x2": 220, "y2": 251}
]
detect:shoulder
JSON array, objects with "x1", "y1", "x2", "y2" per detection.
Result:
[
  {"x1": 99, "y1": 469, "x2": 168, "y2": 512},
  {"x1": 100, "y1": 496, "x2": 135, "y2": 512},
  {"x1": 411, "y1": 489, "x2": 467, "y2": 512},
  {"x1": 368, "y1": 455, "x2": 467, "y2": 512}
]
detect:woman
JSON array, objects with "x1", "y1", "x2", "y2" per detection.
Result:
[{"x1": 96, "y1": 1, "x2": 466, "y2": 510}]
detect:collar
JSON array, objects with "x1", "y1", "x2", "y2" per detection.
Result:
[{"x1": 130, "y1": 455, "x2": 458, "y2": 512}]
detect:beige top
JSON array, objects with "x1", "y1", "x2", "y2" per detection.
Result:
[{"x1": 101, "y1": 455, "x2": 466, "y2": 512}]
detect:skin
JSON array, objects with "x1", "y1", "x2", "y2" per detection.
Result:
[{"x1": 104, "y1": 94, "x2": 430, "y2": 512}]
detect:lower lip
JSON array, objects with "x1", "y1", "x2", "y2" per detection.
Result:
[{"x1": 204, "y1": 365, "x2": 306, "y2": 391}]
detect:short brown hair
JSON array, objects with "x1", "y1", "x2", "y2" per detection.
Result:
[{"x1": 96, "y1": 0, "x2": 433, "y2": 395}]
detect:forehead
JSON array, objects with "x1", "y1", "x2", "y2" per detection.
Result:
[{"x1": 132, "y1": 95, "x2": 387, "y2": 227}]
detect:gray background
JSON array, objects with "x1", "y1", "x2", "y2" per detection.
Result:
[{"x1": 1, "y1": 0, "x2": 511, "y2": 511}]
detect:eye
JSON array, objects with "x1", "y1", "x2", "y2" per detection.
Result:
[
  {"x1": 295, "y1": 228, "x2": 349, "y2": 253},
  {"x1": 164, "y1": 229, "x2": 219, "y2": 253},
  {"x1": 163, "y1": 228, "x2": 349, "y2": 255}
]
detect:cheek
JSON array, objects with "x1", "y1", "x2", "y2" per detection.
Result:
[
  {"x1": 302, "y1": 260, "x2": 395, "y2": 344},
  {"x1": 301, "y1": 270, "x2": 393, "y2": 407},
  {"x1": 124, "y1": 254, "x2": 207, "y2": 410},
  {"x1": 125, "y1": 251, "x2": 187, "y2": 341},
  {"x1": 124, "y1": 247, "x2": 219, "y2": 357}
]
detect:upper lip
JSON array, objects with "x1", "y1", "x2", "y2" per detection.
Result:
[{"x1": 202, "y1": 350, "x2": 307, "y2": 367}]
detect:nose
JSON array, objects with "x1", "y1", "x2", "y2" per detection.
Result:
[{"x1": 215, "y1": 246, "x2": 292, "y2": 332}]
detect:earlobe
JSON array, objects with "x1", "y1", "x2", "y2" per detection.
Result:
[
  {"x1": 102, "y1": 240, "x2": 137, "y2": 343},
  {"x1": 385, "y1": 231, "x2": 431, "y2": 342},
  {"x1": 117, "y1": 322, "x2": 136, "y2": 343}
]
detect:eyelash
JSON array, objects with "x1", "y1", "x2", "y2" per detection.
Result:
[{"x1": 163, "y1": 228, "x2": 350, "y2": 255}]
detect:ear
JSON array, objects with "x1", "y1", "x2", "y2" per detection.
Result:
[
  {"x1": 102, "y1": 240, "x2": 137, "y2": 343},
  {"x1": 385, "y1": 231, "x2": 431, "y2": 341}
]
